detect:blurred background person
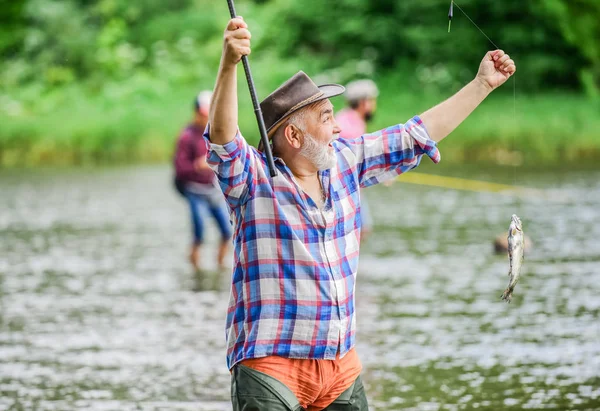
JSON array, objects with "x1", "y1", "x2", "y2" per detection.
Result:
[
  {"x1": 336, "y1": 79, "x2": 379, "y2": 240},
  {"x1": 173, "y1": 91, "x2": 232, "y2": 271}
]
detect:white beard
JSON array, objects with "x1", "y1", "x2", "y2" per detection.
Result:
[{"x1": 300, "y1": 132, "x2": 337, "y2": 171}]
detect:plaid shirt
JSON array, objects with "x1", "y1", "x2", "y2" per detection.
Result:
[{"x1": 205, "y1": 115, "x2": 440, "y2": 369}]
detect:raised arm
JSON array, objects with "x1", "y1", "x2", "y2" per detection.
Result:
[
  {"x1": 420, "y1": 49, "x2": 516, "y2": 143},
  {"x1": 204, "y1": 18, "x2": 261, "y2": 209},
  {"x1": 209, "y1": 17, "x2": 251, "y2": 145}
]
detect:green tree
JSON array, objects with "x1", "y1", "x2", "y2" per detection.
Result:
[
  {"x1": 259, "y1": 0, "x2": 586, "y2": 92},
  {"x1": 0, "y1": 0, "x2": 28, "y2": 56},
  {"x1": 539, "y1": 0, "x2": 600, "y2": 96}
]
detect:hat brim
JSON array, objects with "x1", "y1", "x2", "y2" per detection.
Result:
[{"x1": 258, "y1": 83, "x2": 345, "y2": 151}]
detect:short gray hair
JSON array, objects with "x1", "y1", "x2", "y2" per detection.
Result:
[
  {"x1": 272, "y1": 106, "x2": 309, "y2": 153},
  {"x1": 285, "y1": 108, "x2": 308, "y2": 131}
]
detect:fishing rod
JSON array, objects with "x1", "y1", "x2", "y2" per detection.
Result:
[
  {"x1": 225, "y1": 0, "x2": 277, "y2": 177},
  {"x1": 448, "y1": 1, "x2": 453, "y2": 33}
]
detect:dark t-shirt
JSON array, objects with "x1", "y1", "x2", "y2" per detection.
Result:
[{"x1": 173, "y1": 124, "x2": 214, "y2": 185}]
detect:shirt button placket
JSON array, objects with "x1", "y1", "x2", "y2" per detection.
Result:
[{"x1": 323, "y1": 229, "x2": 344, "y2": 352}]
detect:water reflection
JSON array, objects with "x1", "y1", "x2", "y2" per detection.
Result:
[
  {"x1": 0, "y1": 165, "x2": 599, "y2": 410},
  {"x1": 191, "y1": 269, "x2": 228, "y2": 293}
]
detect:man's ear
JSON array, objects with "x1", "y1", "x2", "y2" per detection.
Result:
[{"x1": 284, "y1": 124, "x2": 303, "y2": 149}]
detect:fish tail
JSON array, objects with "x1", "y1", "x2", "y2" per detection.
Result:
[{"x1": 501, "y1": 288, "x2": 512, "y2": 303}]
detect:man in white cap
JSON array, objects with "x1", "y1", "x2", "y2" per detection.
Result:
[
  {"x1": 336, "y1": 79, "x2": 379, "y2": 140},
  {"x1": 335, "y1": 79, "x2": 380, "y2": 239},
  {"x1": 173, "y1": 91, "x2": 232, "y2": 271}
]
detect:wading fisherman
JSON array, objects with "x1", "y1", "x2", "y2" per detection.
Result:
[
  {"x1": 173, "y1": 91, "x2": 232, "y2": 271},
  {"x1": 206, "y1": 17, "x2": 516, "y2": 411}
]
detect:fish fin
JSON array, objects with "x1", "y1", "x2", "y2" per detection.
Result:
[{"x1": 501, "y1": 288, "x2": 512, "y2": 303}]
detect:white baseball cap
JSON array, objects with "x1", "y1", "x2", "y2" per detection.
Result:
[
  {"x1": 195, "y1": 91, "x2": 212, "y2": 116},
  {"x1": 344, "y1": 79, "x2": 379, "y2": 103}
]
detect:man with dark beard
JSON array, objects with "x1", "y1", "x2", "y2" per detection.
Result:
[
  {"x1": 206, "y1": 17, "x2": 516, "y2": 411},
  {"x1": 335, "y1": 79, "x2": 380, "y2": 239},
  {"x1": 336, "y1": 79, "x2": 379, "y2": 139}
]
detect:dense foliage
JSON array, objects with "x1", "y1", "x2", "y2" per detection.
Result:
[
  {"x1": 1, "y1": 0, "x2": 598, "y2": 94},
  {"x1": 0, "y1": 0, "x2": 598, "y2": 166}
]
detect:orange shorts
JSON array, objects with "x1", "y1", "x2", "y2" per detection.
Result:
[{"x1": 241, "y1": 348, "x2": 362, "y2": 411}]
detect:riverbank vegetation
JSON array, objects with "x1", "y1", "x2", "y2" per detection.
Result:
[{"x1": 1, "y1": 0, "x2": 598, "y2": 166}]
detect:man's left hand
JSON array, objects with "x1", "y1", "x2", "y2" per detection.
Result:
[{"x1": 476, "y1": 50, "x2": 516, "y2": 91}]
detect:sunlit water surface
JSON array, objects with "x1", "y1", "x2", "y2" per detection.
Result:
[{"x1": 1, "y1": 164, "x2": 599, "y2": 410}]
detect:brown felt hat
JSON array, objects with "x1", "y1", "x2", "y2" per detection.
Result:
[{"x1": 257, "y1": 71, "x2": 345, "y2": 151}]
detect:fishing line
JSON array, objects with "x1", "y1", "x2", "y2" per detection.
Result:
[
  {"x1": 513, "y1": 74, "x2": 517, "y2": 184},
  {"x1": 450, "y1": 0, "x2": 518, "y2": 185},
  {"x1": 450, "y1": 2, "x2": 524, "y2": 306},
  {"x1": 452, "y1": 1, "x2": 500, "y2": 50}
]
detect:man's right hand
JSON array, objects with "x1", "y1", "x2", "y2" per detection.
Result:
[
  {"x1": 222, "y1": 17, "x2": 251, "y2": 67},
  {"x1": 209, "y1": 18, "x2": 249, "y2": 146}
]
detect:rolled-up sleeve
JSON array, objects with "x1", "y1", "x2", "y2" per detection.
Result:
[
  {"x1": 204, "y1": 126, "x2": 258, "y2": 209},
  {"x1": 338, "y1": 115, "x2": 440, "y2": 188}
]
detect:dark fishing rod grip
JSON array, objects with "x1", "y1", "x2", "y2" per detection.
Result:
[{"x1": 225, "y1": 0, "x2": 278, "y2": 177}]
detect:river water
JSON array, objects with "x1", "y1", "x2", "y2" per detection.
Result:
[{"x1": 1, "y1": 164, "x2": 599, "y2": 410}]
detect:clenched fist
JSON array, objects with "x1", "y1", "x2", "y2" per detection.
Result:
[
  {"x1": 222, "y1": 17, "x2": 252, "y2": 67},
  {"x1": 476, "y1": 50, "x2": 516, "y2": 91}
]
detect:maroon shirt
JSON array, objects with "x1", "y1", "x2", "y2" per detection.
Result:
[{"x1": 174, "y1": 124, "x2": 215, "y2": 185}]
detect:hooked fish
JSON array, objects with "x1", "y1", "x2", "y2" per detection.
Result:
[{"x1": 501, "y1": 214, "x2": 524, "y2": 303}]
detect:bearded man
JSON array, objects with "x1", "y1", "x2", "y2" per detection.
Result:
[{"x1": 205, "y1": 17, "x2": 516, "y2": 411}]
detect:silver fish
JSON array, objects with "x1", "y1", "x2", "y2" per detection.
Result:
[{"x1": 501, "y1": 214, "x2": 524, "y2": 303}]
